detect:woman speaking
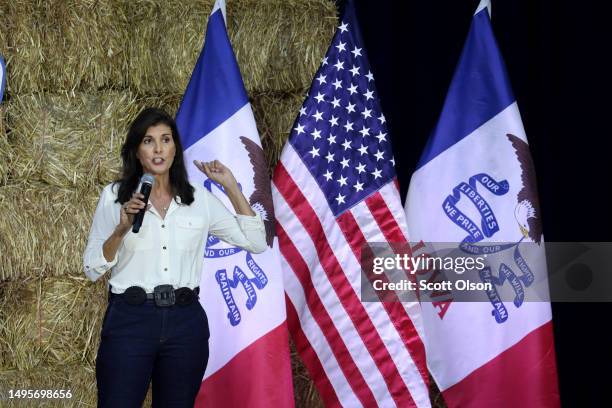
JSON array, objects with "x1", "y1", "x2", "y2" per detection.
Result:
[{"x1": 83, "y1": 108, "x2": 266, "y2": 407}]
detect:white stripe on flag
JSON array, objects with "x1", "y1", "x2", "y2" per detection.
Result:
[
  {"x1": 350, "y1": 199, "x2": 430, "y2": 401},
  {"x1": 373, "y1": 183, "x2": 429, "y2": 342},
  {"x1": 377, "y1": 182, "x2": 410, "y2": 238}
]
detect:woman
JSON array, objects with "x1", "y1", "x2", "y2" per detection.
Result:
[{"x1": 83, "y1": 108, "x2": 266, "y2": 407}]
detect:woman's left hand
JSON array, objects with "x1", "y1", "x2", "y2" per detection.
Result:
[{"x1": 194, "y1": 159, "x2": 238, "y2": 188}]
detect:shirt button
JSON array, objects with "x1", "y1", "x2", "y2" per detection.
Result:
[
  {"x1": 163, "y1": 246, "x2": 167, "y2": 250},
  {"x1": 164, "y1": 268, "x2": 168, "y2": 271},
  {"x1": 161, "y1": 224, "x2": 165, "y2": 228}
]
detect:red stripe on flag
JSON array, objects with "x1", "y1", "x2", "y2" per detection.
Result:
[
  {"x1": 285, "y1": 294, "x2": 342, "y2": 408},
  {"x1": 194, "y1": 322, "x2": 294, "y2": 408},
  {"x1": 274, "y1": 163, "x2": 414, "y2": 407},
  {"x1": 277, "y1": 222, "x2": 377, "y2": 407},
  {"x1": 338, "y1": 208, "x2": 430, "y2": 387},
  {"x1": 442, "y1": 321, "x2": 560, "y2": 408},
  {"x1": 365, "y1": 191, "x2": 408, "y2": 243},
  {"x1": 363, "y1": 192, "x2": 430, "y2": 382}
]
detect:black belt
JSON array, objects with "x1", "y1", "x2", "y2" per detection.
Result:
[{"x1": 110, "y1": 285, "x2": 200, "y2": 307}]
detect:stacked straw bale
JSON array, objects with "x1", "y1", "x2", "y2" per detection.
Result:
[
  {"x1": 3, "y1": 91, "x2": 304, "y2": 191},
  {"x1": 0, "y1": 90, "x2": 304, "y2": 281},
  {"x1": 0, "y1": 365, "x2": 98, "y2": 406},
  {"x1": 229, "y1": 0, "x2": 337, "y2": 93},
  {"x1": 123, "y1": 0, "x2": 211, "y2": 95},
  {"x1": 0, "y1": 0, "x2": 340, "y2": 406},
  {"x1": 0, "y1": 364, "x2": 154, "y2": 408},
  {"x1": 251, "y1": 91, "x2": 306, "y2": 171},
  {"x1": 0, "y1": 276, "x2": 108, "y2": 371},
  {"x1": 116, "y1": 0, "x2": 336, "y2": 95},
  {"x1": 6, "y1": 93, "x2": 140, "y2": 189},
  {"x1": 0, "y1": 183, "x2": 100, "y2": 280},
  {"x1": 0, "y1": 107, "x2": 13, "y2": 184},
  {"x1": 0, "y1": 276, "x2": 103, "y2": 406},
  {"x1": 0, "y1": 0, "x2": 129, "y2": 94},
  {"x1": 0, "y1": 0, "x2": 337, "y2": 95},
  {"x1": 0, "y1": 276, "x2": 160, "y2": 407},
  {"x1": 5, "y1": 92, "x2": 184, "y2": 189}
]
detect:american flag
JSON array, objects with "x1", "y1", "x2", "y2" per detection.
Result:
[{"x1": 272, "y1": 2, "x2": 431, "y2": 407}]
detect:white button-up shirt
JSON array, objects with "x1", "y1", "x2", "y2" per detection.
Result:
[{"x1": 83, "y1": 182, "x2": 267, "y2": 294}]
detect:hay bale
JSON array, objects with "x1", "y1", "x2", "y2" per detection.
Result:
[
  {"x1": 0, "y1": 278, "x2": 309, "y2": 407},
  {"x1": 5, "y1": 91, "x2": 188, "y2": 188},
  {"x1": 0, "y1": 1, "x2": 44, "y2": 95},
  {"x1": 0, "y1": 183, "x2": 101, "y2": 280},
  {"x1": 6, "y1": 92, "x2": 141, "y2": 188},
  {"x1": 251, "y1": 91, "x2": 306, "y2": 173},
  {"x1": 0, "y1": 276, "x2": 107, "y2": 371},
  {"x1": 0, "y1": 364, "x2": 97, "y2": 407},
  {"x1": 140, "y1": 93, "x2": 184, "y2": 119},
  {"x1": 123, "y1": 0, "x2": 336, "y2": 95},
  {"x1": 123, "y1": 0, "x2": 213, "y2": 95},
  {"x1": 0, "y1": 364, "x2": 153, "y2": 407},
  {"x1": 0, "y1": 106, "x2": 13, "y2": 184},
  {"x1": 1, "y1": 0, "x2": 335, "y2": 94},
  {"x1": 0, "y1": 276, "x2": 154, "y2": 407},
  {"x1": 230, "y1": 0, "x2": 337, "y2": 94},
  {"x1": 0, "y1": 0, "x2": 128, "y2": 94},
  {"x1": 5, "y1": 90, "x2": 299, "y2": 188}
]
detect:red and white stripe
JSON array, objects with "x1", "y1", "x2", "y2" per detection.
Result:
[
  {"x1": 273, "y1": 143, "x2": 431, "y2": 408},
  {"x1": 441, "y1": 320, "x2": 559, "y2": 408},
  {"x1": 195, "y1": 322, "x2": 294, "y2": 407}
]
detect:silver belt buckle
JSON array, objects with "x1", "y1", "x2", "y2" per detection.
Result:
[{"x1": 154, "y1": 284, "x2": 175, "y2": 307}]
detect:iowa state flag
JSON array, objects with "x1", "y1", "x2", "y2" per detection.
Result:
[
  {"x1": 176, "y1": 1, "x2": 293, "y2": 406},
  {"x1": 405, "y1": 1, "x2": 560, "y2": 407}
]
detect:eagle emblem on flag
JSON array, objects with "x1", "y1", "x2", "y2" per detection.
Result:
[
  {"x1": 240, "y1": 136, "x2": 276, "y2": 247},
  {"x1": 507, "y1": 133, "x2": 543, "y2": 244}
]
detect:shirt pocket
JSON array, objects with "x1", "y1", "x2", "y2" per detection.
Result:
[
  {"x1": 123, "y1": 225, "x2": 154, "y2": 251},
  {"x1": 175, "y1": 216, "x2": 205, "y2": 251}
]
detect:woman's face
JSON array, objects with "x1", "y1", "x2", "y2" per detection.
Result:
[{"x1": 136, "y1": 123, "x2": 176, "y2": 176}]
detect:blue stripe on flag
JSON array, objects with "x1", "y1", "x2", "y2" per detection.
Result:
[
  {"x1": 176, "y1": 9, "x2": 249, "y2": 150},
  {"x1": 417, "y1": 8, "x2": 515, "y2": 169}
]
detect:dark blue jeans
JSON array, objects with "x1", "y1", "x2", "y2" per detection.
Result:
[{"x1": 96, "y1": 296, "x2": 210, "y2": 407}]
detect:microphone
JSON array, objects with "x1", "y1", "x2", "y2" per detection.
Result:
[{"x1": 132, "y1": 173, "x2": 155, "y2": 233}]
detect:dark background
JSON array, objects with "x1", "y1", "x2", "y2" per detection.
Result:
[{"x1": 341, "y1": 0, "x2": 612, "y2": 406}]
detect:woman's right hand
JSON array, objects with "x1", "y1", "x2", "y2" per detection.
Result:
[{"x1": 116, "y1": 192, "x2": 150, "y2": 236}]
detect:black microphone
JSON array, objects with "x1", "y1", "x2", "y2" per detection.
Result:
[{"x1": 132, "y1": 173, "x2": 155, "y2": 233}]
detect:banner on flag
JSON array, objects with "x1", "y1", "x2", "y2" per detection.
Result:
[
  {"x1": 405, "y1": 1, "x2": 560, "y2": 407},
  {"x1": 272, "y1": 1, "x2": 431, "y2": 407},
  {"x1": 176, "y1": 1, "x2": 293, "y2": 406}
]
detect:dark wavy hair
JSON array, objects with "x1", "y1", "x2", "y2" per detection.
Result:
[{"x1": 113, "y1": 108, "x2": 194, "y2": 205}]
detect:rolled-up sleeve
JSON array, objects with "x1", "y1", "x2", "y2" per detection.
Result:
[
  {"x1": 205, "y1": 189, "x2": 267, "y2": 254},
  {"x1": 83, "y1": 185, "x2": 119, "y2": 282}
]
